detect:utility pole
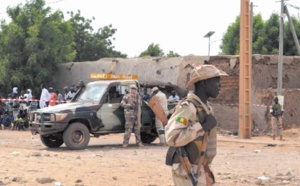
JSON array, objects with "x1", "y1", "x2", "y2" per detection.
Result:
[
  {"x1": 285, "y1": 5, "x2": 300, "y2": 55},
  {"x1": 278, "y1": 0, "x2": 284, "y2": 96},
  {"x1": 204, "y1": 31, "x2": 215, "y2": 56},
  {"x1": 239, "y1": 0, "x2": 252, "y2": 139}
]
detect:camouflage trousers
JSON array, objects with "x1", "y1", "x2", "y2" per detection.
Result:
[
  {"x1": 172, "y1": 163, "x2": 214, "y2": 186},
  {"x1": 123, "y1": 116, "x2": 141, "y2": 145},
  {"x1": 271, "y1": 116, "x2": 283, "y2": 136}
]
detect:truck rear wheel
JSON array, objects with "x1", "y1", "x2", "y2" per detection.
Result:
[
  {"x1": 40, "y1": 134, "x2": 64, "y2": 148},
  {"x1": 141, "y1": 132, "x2": 157, "y2": 144},
  {"x1": 63, "y1": 122, "x2": 90, "y2": 150}
]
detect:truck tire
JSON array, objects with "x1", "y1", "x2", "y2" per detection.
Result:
[
  {"x1": 141, "y1": 132, "x2": 157, "y2": 144},
  {"x1": 63, "y1": 122, "x2": 90, "y2": 150},
  {"x1": 40, "y1": 134, "x2": 64, "y2": 148}
]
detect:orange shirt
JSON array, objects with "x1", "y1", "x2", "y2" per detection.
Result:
[{"x1": 49, "y1": 92, "x2": 58, "y2": 106}]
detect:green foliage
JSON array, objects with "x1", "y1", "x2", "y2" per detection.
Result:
[
  {"x1": 139, "y1": 43, "x2": 164, "y2": 57},
  {"x1": 220, "y1": 12, "x2": 300, "y2": 56},
  {"x1": 220, "y1": 16, "x2": 240, "y2": 55},
  {"x1": 166, "y1": 51, "x2": 180, "y2": 57},
  {"x1": 68, "y1": 11, "x2": 126, "y2": 61},
  {"x1": 252, "y1": 14, "x2": 265, "y2": 54},
  {"x1": 0, "y1": 0, "x2": 75, "y2": 96},
  {"x1": 284, "y1": 16, "x2": 300, "y2": 56},
  {"x1": 263, "y1": 13, "x2": 280, "y2": 54}
]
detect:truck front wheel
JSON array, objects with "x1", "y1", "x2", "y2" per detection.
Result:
[
  {"x1": 40, "y1": 134, "x2": 64, "y2": 148},
  {"x1": 63, "y1": 122, "x2": 90, "y2": 150},
  {"x1": 141, "y1": 132, "x2": 157, "y2": 144}
]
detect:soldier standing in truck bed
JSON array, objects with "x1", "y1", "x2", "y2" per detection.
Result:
[
  {"x1": 165, "y1": 65, "x2": 228, "y2": 185},
  {"x1": 121, "y1": 84, "x2": 144, "y2": 148}
]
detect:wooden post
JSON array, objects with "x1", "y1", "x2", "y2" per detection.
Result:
[{"x1": 239, "y1": 0, "x2": 252, "y2": 139}]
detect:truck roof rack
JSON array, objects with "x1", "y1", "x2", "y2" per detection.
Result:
[{"x1": 90, "y1": 73, "x2": 138, "y2": 80}]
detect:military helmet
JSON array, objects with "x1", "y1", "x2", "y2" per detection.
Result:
[{"x1": 187, "y1": 65, "x2": 228, "y2": 88}]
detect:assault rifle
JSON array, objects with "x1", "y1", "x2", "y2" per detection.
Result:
[
  {"x1": 175, "y1": 147, "x2": 198, "y2": 186},
  {"x1": 271, "y1": 110, "x2": 282, "y2": 119}
]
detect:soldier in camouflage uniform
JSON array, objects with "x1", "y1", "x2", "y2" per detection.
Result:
[
  {"x1": 165, "y1": 65, "x2": 228, "y2": 186},
  {"x1": 271, "y1": 96, "x2": 284, "y2": 141},
  {"x1": 121, "y1": 84, "x2": 144, "y2": 148}
]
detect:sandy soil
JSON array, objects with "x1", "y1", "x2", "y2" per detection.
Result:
[{"x1": 0, "y1": 128, "x2": 300, "y2": 186}]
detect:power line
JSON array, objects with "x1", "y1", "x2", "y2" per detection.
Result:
[
  {"x1": 286, "y1": 3, "x2": 300, "y2": 10},
  {"x1": 286, "y1": 3, "x2": 300, "y2": 20}
]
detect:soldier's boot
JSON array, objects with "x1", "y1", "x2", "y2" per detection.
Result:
[
  {"x1": 280, "y1": 135, "x2": 283, "y2": 141},
  {"x1": 137, "y1": 143, "x2": 144, "y2": 147},
  {"x1": 272, "y1": 135, "x2": 275, "y2": 140}
]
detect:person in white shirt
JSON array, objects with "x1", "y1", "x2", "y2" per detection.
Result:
[
  {"x1": 39, "y1": 84, "x2": 50, "y2": 108},
  {"x1": 151, "y1": 87, "x2": 169, "y2": 145},
  {"x1": 24, "y1": 89, "x2": 33, "y2": 99}
]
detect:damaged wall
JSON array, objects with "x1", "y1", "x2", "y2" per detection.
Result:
[{"x1": 53, "y1": 55, "x2": 300, "y2": 130}]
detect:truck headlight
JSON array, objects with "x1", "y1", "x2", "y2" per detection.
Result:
[{"x1": 50, "y1": 113, "x2": 68, "y2": 122}]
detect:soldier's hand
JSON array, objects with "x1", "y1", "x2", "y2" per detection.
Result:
[{"x1": 201, "y1": 114, "x2": 217, "y2": 132}]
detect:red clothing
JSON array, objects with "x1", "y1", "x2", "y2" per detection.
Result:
[{"x1": 49, "y1": 92, "x2": 58, "y2": 106}]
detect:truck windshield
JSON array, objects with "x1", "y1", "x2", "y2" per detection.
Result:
[{"x1": 78, "y1": 84, "x2": 106, "y2": 102}]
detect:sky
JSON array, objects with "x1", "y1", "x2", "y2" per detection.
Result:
[{"x1": 1, "y1": 0, "x2": 300, "y2": 58}]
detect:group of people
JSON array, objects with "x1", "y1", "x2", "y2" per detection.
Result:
[
  {"x1": 121, "y1": 84, "x2": 182, "y2": 148},
  {"x1": 39, "y1": 84, "x2": 65, "y2": 108},
  {"x1": 39, "y1": 82, "x2": 83, "y2": 108},
  {"x1": 0, "y1": 65, "x2": 285, "y2": 185},
  {"x1": 142, "y1": 89, "x2": 180, "y2": 102},
  {"x1": 105, "y1": 64, "x2": 227, "y2": 185},
  {"x1": 0, "y1": 80, "x2": 86, "y2": 130},
  {"x1": 0, "y1": 63, "x2": 286, "y2": 186},
  {"x1": 0, "y1": 87, "x2": 36, "y2": 130}
]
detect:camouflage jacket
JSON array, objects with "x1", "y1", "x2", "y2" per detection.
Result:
[
  {"x1": 165, "y1": 92, "x2": 217, "y2": 165},
  {"x1": 272, "y1": 103, "x2": 283, "y2": 116},
  {"x1": 120, "y1": 93, "x2": 142, "y2": 125}
]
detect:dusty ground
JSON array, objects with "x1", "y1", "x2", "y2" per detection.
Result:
[{"x1": 0, "y1": 129, "x2": 300, "y2": 186}]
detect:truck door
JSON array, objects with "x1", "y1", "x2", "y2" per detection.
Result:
[{"x1": 97, "y1": 85, "x2": 125, "y2": 131}]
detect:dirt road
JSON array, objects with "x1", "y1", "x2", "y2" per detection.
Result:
[{"x1": 0, "y1": 129, "x2": 300, "y2": 186}]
